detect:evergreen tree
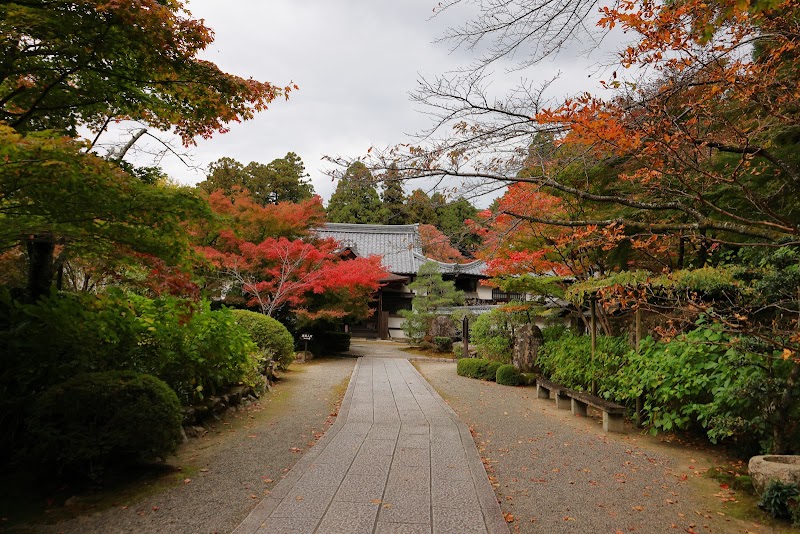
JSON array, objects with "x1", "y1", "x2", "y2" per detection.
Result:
[
  {"x1": 437, "y1": 198, "x2": 481, "y2": 254},
  {"x1": 405, "y1": 189, "x2": 438, "y2": 225},
  {"x1": 381, "y1": 165, "x2": 408, "y2": 224},
  {"x1": 199, "y1": 153, "x2": 314, "y2": 205},
  {"x1": 400, "y1": 261, "x2": 464, "y2": 342},
  {"x1": 327, "y1": 162, "x2": 387, "y2": 224}
]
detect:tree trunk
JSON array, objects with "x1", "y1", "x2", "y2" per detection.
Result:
[
  {"x1": 25, "y1": 233, "x2": 56, "y2": 302},
  {"x1": 772, "y1": 361, "x2": 800, "y2": 454}
]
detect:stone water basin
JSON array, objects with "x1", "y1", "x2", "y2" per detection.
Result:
[{"x1": 749, "y1": 455, "x2": 800, "y2": 494}]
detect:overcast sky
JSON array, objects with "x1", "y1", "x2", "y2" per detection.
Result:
[{"x1": 122, "y1": 0, "x2": 619, "y2": 205}]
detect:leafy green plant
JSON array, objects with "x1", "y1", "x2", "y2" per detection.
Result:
[
  {"x1": 541, "y1": 325, "x2": 569, "y2": 344},
  {"x1": 133, "y1": 300, "x2": 257, "y2": 402},
  {"x1": 758, "y1": 480, "x2": 800, "y2": 520},
  {"x1": 606, "y1": 325, "x2": 792, "y2": 453},
  {"x1": 496, "y1": 364, "x2": 523, "y2": 386},
  {"x1": 470, "y1": 307, "x2": 530, "y2": 363},
  {"x1": 434, "y1": 336, "x2": 453, "y2": 352},
  {"x1": 27, "y1": 371, "x2": 182, "y2": 480},
  {"x1": 537, "y1": 330, "x2": 630, "y2": 393},
  {"x1": 231, "y1": 309, "x2": 294, "y2": 369}
]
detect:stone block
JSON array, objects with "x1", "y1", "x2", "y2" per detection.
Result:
[
  {"x1": 315, "y1": 501, "x2": 379, "y2": 534},
  {"x1": 555, "y1": 392, "x2": 571, "y2": 409},
  {"x1": 603, "y1": 411, "x2": 624, "y2": 433},
  {"x1": 571, "y1": 398, "x2": 588, "y2": 417},
  {"x1": 536, "y1": 384, "x2": 551, "y2": 399},
  {"x1": 379, "y1": 491, "x2": 431, "y2": 524}
]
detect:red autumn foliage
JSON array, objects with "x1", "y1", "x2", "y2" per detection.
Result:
[
  {"x1": 418, "y1": 224, "x2": 467, "y2": 264},
  {"x1": 196, "y1": 190, "x2": 386, "y2": 320}
]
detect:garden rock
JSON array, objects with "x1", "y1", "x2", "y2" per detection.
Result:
[
  {"x1": 512, "y1": 323, "x2": 543, "y2": 373},
  {"x1": 430, "y1": 315, "x2": 456, "y2": 338},
  {"x1": 294, "y1": 350, "x2": 314, "y2": 363},
  {"x1": 749, "y1": 455, "x2": 800, "y2": 494}
]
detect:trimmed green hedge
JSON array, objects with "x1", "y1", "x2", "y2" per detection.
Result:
[
  {"x1": 28, "y1": 371, "x2": 182, "y2": 479},
  {"x1": 457, "y1": 358, "x2": 486, "y2": 378},
  {"x1": 456, "y1": 358, "x2": 503, "y2": 381},
  {"x1": 232, "y1": 310, "x2": 294, "y2": 370},
  {"x1": 496, "y1": 364, "x2": 522, "y2": 386},
  {"x1": 482, "y1": 361, "x2": 503, "y2": 381}
]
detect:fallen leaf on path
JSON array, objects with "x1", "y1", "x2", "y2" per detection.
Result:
[
  {"x1": 504, "y1": 513, "x2": 515, "y2": 523},
  {"x1": 289, "y1": 447, "x2": 302, "y2": 453}
]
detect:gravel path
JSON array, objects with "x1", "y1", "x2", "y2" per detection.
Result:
[
  {"x1": 415, "y1": 360, "x2": 766, "y2": 534},
  {"x1": 30, "y1": 357, "x2": 355, "y2": 534}
]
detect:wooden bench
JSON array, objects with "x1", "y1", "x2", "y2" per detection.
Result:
[{"x1": 536, "y1": 378, "x2": 626, "y2": 433}]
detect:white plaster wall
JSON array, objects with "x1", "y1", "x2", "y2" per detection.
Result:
[
  {"x1": 388, "y1": 316, "x2": 407, "y2": 339},
  {"x1": 477, "y1": 285, "x2": 494, "y2": 300}
]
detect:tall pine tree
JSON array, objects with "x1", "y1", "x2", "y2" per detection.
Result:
[
  {"x1": 327, "y1": 162, "x2": 387, "y2": 224},
  {"x1": 381, "y1": 164, "x2": 408, "y2": 224}
]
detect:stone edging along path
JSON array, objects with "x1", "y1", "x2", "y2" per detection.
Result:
[{"x1": 233, "y1": 356, "x2": 508, "y2": 534}]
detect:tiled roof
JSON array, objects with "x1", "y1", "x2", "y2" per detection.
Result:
[{"x1": 316, "y1": 223, "x2": 487, "y2": 277}]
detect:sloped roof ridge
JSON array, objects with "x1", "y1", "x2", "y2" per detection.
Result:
[
  {"x1": 411, "y1": 251, "x2": 483, "y2": 269},
  {"x1": 321, "y1": 222, "x2": 419, "y2": 234}
]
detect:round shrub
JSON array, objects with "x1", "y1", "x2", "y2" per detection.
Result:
[
  {"x1": 496, "y1": 364, "x2": 523, "y2": 386},
  {"x1": 481, "y1": 361, "x2": 504, "y2": 381},
  {"x1": 521, "y1": 372, "x2": 537, "y2": 386},
  {"x1": 28, "y1": 371, "x2": 182, "y2": 479},
  {"x1": 232, "y1": 310, "x2": 294, "y2": 370},
  {"x1": 434, "y1": 336, "x2": 453, "y2": 352}
]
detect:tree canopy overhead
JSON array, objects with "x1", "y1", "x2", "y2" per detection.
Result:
[
  {"x1": 0, "y1": 0, "x2": 296, "y2": 301},
  {"x1": 0, "y1": 0, "x2": 294, "y2": 142}
]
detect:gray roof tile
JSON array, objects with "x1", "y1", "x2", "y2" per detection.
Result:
[{"x1": 316, "y1": 223, "x2": 486, "y2": 277}]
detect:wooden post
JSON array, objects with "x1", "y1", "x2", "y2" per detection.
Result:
[
  {"x1": 590, "y1": 294, "x2": 597, "y2": 396},
  {"x1": 462, "y1": 315, "x2": 470, "y2": 358}
]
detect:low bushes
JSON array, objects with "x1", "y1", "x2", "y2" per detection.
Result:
[
  {"x1": 471, "y1": 308, "x2": 516, "y2": 363},
  {"x1": 496, "y1": 364, "x2": 523, "y2": 386},
  {"x1": 606, "y1": 326, "x2": 796, "y2": 454},
  {"x1": 232, "y1": 310, "x2": 294, "y2": 370},
  {"x1": 0, "y1": 290, "x2": 265, "y2": 463},
  {"x1": 27, "y1": 371, "x2": 183, "y2": 479},
  {"x1": 456, "y1": 358, "x2": 504, "y2": 381},
  {"x1": 434, "y1": 336, "x2": 453, "y2": 352},
  {"x1": 457, "y1": 358, "x2": 487, "y2": 379},
  {"x1": 537, "y1": 330, "x2": 630, "y2": 393}
]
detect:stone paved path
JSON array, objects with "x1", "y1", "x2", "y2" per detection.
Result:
[{"x1": 234, "y1": 356, "x2": 508, "y2": 534}]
